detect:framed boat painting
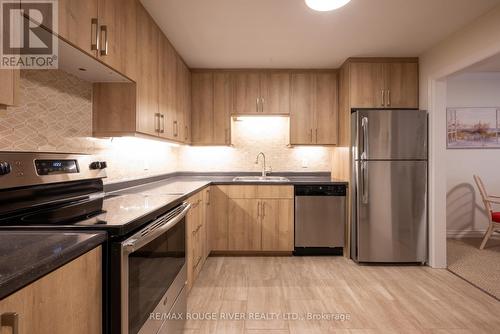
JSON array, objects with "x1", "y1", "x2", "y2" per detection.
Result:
[{"x1": 447, "y1": 107, "x2": 500, "y2": 149}]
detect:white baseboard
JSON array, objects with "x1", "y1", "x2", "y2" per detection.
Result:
[{"x1": 447, "y1": 230, "x2": 487, "y2": 238}]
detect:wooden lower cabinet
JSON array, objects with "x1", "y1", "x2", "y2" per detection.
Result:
[
  {"x1": 209, "y1": 185, "x2": 294, "y2": 253},
  {"x1": 186, "y1": 190, "x2": 210, "y2": 289},
  {"x1": 209, "y1": 186, "x2": 229, "y2": 251},
  {"x1": 0, "y1": 247, "x2": 102, "y2": 334},
  {"x1": 261, "y1": 199, "x2": 294, "y2": 251},
  {"x1": 228, "y1": 199, "x2": 261, "y2": 251}
]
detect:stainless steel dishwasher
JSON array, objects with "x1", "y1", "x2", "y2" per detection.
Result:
[{"x1": 294, "y1": 184, "x2": 347, "y2": 255}]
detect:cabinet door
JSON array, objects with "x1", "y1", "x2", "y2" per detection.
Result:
[
  {"x1": 260, "y1": 72, "x2": 290, "y2": 115},
  {"x1": 58, "y1": 0, "x2": 98, "y2": 56},
  {"x1": 261, "y1": 199, "x2": 294, "y2": 251},
  {"x1": 386, "y1": 62, "x2": 419, "y2": 108},
  {"x1": 176, "y1": 57, "x2": 191, "y2": 142},
  {"x1": 228, "y1": 199, "x2": 261, "y2": 251},
  {"x1": 315, "y1": 72, "x2": 338, "y2": 145},
  {"x1": 233, "y1": 71, "x2": 261, "y2": 114},
  {"x1": 0, "y1": 70, "x2": 19, "y2": 107},
  {"x1": 0, "y1": 247, "x2": 102, "y2": 334},
  {"x1": 213, "y1": 72, "x2": 232, "y2": 144},
  {"x1": 210, "y1": 186, "x2": 229, "y2": 251},
  {"x1": 97, "y1": 0, "x2": 137, "y2": 80},
  {"x1": 203, "y1": 187, "x2": 211, "y2": 259},
  {"x1": 349, "y1": 62, "x2": 386, "y2": 108},
  {"x1": 191, "y1": 72, "x2": 214, "y2": 144},
  {"x1": 135, "y1": 3, "x2": 159, "y2": 136},
  {"x1": 290, "y1": 72, "x2": 315, "y2": 144},
  {"x1": 159, "y1": 34, "x2": 178, "y2": 140}
]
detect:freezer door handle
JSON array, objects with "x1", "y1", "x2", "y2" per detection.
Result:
[
  {"x1": 361, "y1": 160, "x2": 369, "y2": 204},
  {"x1": 361, "y1": 116, "x2": 369, "y2": 160}
]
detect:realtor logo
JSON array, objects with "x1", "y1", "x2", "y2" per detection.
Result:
[{"x1": 1, "y1": 0, "x2": 58, "y2": 69}]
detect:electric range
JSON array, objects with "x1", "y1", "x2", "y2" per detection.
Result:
[{"x1": 0, "y1": 151, "x2": 189, "y2": 334}]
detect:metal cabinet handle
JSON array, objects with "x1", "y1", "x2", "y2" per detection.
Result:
[
  {"x1": 1, "y1": 312, "x2": 19, "y2": 334},
  {"x1": 381, "y1": 89, "x2": 385, "y2": 107},
  {"x1": 91, "y1": 18, "x2": 99, "y2": 51},
  {"x1": 185, "y1": 125, "x2": 188, "y2": 141},
  {"x1": 260, "y1": 97, "x2": 265, "y2": 113},
  {"x1": 256, "y1": 98, "x2": 260, "y2": 113},
  {"x1": 99, "y1": 25, "x2": 108, "y2": 56},
  {"x1": 387, "y1": 89, "x2": 391, "y2": 106},
  {"x1": 257, "y1": 201, "x2": 261, "y2": 218},
  {"x1": 154, "y1": 113, "x2": 161, "y2": 133},
  {"x1": 173, "y1": 121, "x2": 178, "y2": 137},
  {"x1": 206, "y1": 189, "x2": 210, "y2": 205},
  {"x1": 160, "y1": 114, "x2": 165, "y2": 133},
  {"x1": 262, "y1": 202, "x2": 266, "y2": 218},
  {"x1": 315, "y1": 129, "x2": 318, "y2": 143}
]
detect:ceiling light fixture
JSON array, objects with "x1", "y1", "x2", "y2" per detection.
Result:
[{"x1": 305, "y1": 0, "x2": 351, "y2": 12}]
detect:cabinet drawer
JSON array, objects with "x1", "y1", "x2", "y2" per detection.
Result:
[{"x1": 219, "y1": 185, "x2": 293, "y2": 199}]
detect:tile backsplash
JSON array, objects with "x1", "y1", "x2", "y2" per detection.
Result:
[
  {"x1": 178, "y1": 116, "x2": 333, "y2": 172},
  {"x1": 0, "y1": 70, "x2": 179, "y2": 183},
  {"x1": 0, "y1": 70, "x2": 332, "y2": 183}
]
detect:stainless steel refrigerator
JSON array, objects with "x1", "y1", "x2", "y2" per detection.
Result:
[{"x1": 351, "y1": 109, "x2": 428, "y2": 263}]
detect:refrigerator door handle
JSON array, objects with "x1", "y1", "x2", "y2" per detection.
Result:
[
  {"x1": 361, "y1": 116, "x2": 369, "y2": 160},
  {"x1": 361, "y1": 160, "x2": 369, "y2": 204}
]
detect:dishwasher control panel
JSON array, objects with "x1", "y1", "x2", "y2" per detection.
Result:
[{"x1": 295, "y1": 184, "x2": 346, "y2": 196}]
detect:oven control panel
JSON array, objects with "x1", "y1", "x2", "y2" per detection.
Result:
[
  {"x1": 0, "y1": 152, "x2": 107, "y2": 190},
  {"x1": 35, "y1": 159, "x2": 79, "y2": 175}
]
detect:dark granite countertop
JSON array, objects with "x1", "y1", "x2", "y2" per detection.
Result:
[
  {"x1": 107, "y1": 172, "x2": 348, "y2": 199},
  {"x1": 0, "y1": 231, "x2": 106, "y2": 299}
]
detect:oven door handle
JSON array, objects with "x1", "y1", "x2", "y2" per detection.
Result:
[{"x1": 122, "y1": 202, "x2": 191, "y2": 254}]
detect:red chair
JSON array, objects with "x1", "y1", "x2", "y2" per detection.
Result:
[{"x1": 473, "y1": 175, "x2": 500, "y2": 249}]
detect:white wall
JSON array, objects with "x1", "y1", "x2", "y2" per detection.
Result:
[
  {"x1": 419, "y1": 4, "x2": 500, "y2": 268},
  {"x1": 446, "y1": 72, "x2": 500, "y2": 237}
]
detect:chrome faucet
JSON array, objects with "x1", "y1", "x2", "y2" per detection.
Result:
[{"x1": 255, "y1": 152, "x2": 267, "y2": 177}]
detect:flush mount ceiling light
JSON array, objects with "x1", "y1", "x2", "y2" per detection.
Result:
[{"x1": 305, "y1": 0, "x2": 351, "y2": 11}]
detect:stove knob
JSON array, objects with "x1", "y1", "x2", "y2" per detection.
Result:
[
  {"x1": 89, "y1": 161, "x2": 107, "y2": 170},
  {"x1": 0, "y1": 162, "x2": 11, "y2": 176}
]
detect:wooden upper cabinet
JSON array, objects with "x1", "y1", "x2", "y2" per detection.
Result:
[
  {"x1": 213, "y1": 72, "x2": 232, "y2": 144},
  {"x1": 233, "y1": 71, "x2": 290, "y2": 115},
  {"x1": 176, "y1": 57, "x2": 191, "y2": 143},
  {"x1": 135, "y1": 2, "x2": 159, "y2": 136},
  {"x1": 315, "y1": 72, "x2": 338, "y2": 145},
  {"x1": 233, "y1": 72, "x2": 261, "y2": 114},
  {"x1": 159, "y1": 34, "x2": 178, "y2": 140},
  {"x1": 191, "y1": 71, "x2": 232, "y2": 145},
  {"x1": 349, "y1": 62, "x2": 386, "y2": 108},
  {"x1": 260, "y1": 72, "x2": 291, "y2": 115},
  {"x1": 0, "y1": 70, "x2": 19, "y2": 107},
  {"x1": 57, "y1": 0, "x2": 137, "y2": 80},
  {"x1": 290, "y1": 71, "x2": 338, "y2": 145},
  {"x1": 290, "y1": 72, "x2": 315, "y2": 144},
  {"x1": 348, "y1": 60, "x2": 418, "y2": 109},
  {"x1": 57, "y1": 0, "x2": 98, "y2": 57},
  {"x1": 97, "y1": 0, "x2": 137, "y2": 80},
  {"x1": 191, "y1": 72, "x2": 214, "y2": 144},
  {"x1": 386, "y1": 62, "x2": 419, "y2": 108}
]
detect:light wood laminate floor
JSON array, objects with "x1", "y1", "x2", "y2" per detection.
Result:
[{"x1": 185, "y1": 256, "x2": 500, "y2": 334}]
